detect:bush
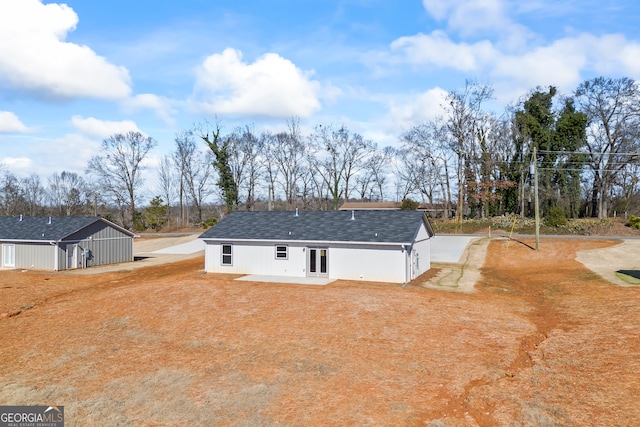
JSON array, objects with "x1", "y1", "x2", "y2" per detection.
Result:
[
  {"x1": 546, "y1": 205, "x2": 568, "y2": 227},
  {"x1": 400, "y1": 198, "x2": 419, "y2": 210},
  {"x1": 629, "y1": 216, "x2": 640, "y2": 230},
  {"x1": 202, "y1": 217, "x2": 218, "y2": 229}
]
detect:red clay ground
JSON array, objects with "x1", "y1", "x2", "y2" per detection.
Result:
[{"x1": 1, "y1": 238, "x2": 639, "y2": 426}]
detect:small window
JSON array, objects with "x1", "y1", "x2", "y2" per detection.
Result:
[
  {"x1": 275, "y1": 245, "x2": 288, "y2": 260},
  {"x1": 221, "y1": 244, "x2": 232, "y2": 265}
]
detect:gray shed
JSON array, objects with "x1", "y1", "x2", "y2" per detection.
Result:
[{"x1": 0, "y1": 216, "x2": 135, "y2": 271}]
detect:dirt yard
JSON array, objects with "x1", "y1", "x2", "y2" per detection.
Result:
[{"x1": 1, "y1": 237, "x2": 639, "y2": 426}]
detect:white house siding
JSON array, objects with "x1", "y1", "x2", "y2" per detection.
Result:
[
  {"x1": 204, "y1": 240, "x2": 411, "y2": 284},
  {"x1": 410, "y1": 223, "x2": 432, "y2": 279},
  {"x1": 205, "y1": 242, "x2": 307, "y2": 277},
  {"x1": 329, "y1": 244, "x2": 406, "y2": 283}
]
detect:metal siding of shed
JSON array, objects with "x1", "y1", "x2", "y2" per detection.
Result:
[
  {"x1": 62, "y1": 220, "x2": 133, "y2": 268},
  {"x1": 9, "y1": 242, "x2": 56, "y2": 270}
]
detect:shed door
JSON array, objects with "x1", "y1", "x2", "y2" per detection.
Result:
[
  {"x1": 307, "y1": 248, "x2": 328, "y2": 277},
  {"x1": 67, "y1": 244, "x2": 78, "y2": 269}
]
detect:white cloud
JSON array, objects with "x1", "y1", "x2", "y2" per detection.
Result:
[
  {"x1": 388, "y1": 87, "x2": 449, "y2": 130},
  {"x1": 1, "y1": 157, "x2": 32, "y2": 172},
  {"x1": 391, "y1": 31, "x2": 497, "y2": 71},
  {"x1": 492, "y1": 38, "x2": 586, "y2": 93},
  {"x1": 122, "y1": 94, "x2": 177, "y2": 124},
  {"x1": 585, "y1": 33, "x2": 640, "y2": 79},
  {"x1": 71, "y1": 116, "x2": 142, "y2": 138},
  {"x1": 422, "y1": 0, "x2": 531, "y2": 45},
  {"x1": 0, "y1": 0, "x2": 131, "y2": 100},
  {"x1": 192, "y1": 48, "x2": 322, "y2": 118},
  {"x1": 0, "y1": 111, "x2": 30, "y2": 133}
]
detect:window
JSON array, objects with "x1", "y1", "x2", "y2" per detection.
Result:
[
  {"x1": 221, "y1": 244, "x2": 232, "y2": 265},
  {"x1": 275, "y1": 245, "x2": 288, "y2": 260}
]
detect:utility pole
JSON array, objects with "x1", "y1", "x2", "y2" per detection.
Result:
[{"x1": 533, "y1": 147, "x2": 540, "y2": 250}]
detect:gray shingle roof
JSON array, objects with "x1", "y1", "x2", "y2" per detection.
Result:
[
  {"x1": 200, "y1": 210, "x2": 434, "y2": 243},
  {"x1": 0, "y1": 216, "x2": 132, "y2": 241}
]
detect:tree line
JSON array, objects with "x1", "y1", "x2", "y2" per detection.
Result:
[{"x1": 1, "y1": 76, "x2": 639, "y2": 230}]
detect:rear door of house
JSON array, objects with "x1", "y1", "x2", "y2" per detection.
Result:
[{"x1": 307, "y1": 247, "x2": 328, "y2": 277}]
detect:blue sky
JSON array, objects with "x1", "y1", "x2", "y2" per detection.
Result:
[{"x1": 1, "y1": 0, "x2": 639, "y2": 187}]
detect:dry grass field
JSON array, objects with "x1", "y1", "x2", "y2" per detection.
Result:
[{"x1": 1, "y1": 238, "x2": 639, "y2": 426}]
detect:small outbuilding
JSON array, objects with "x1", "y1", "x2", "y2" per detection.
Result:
[
  {"x1": 0, "y1": 216, "x2": 135, "y2": 271},
  {"x1": 200, "y1": 210, "x2": 435, "y2": 284}
]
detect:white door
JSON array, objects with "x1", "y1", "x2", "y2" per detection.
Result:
[
  {"x1": 2, "y1": 244, "x2": 15, "y2": 267},
  {"x1": 67, "y1": 244, "x2": 78, "y2": 269},
  {"x1": 307, "y1": 248, "x2": 328, "y2": 277}
]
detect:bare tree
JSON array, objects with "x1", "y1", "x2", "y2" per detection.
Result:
[
  {"x1": 22, "y1": 174, "x2": 45, "y2": 216},
  {"x1": 271, "y1": 118, "x2": 307, "y2": 208},
  {"x1": 0, "y1": 171, "x2": 26, "y2": 215},
  {"x1": 444, "y1": 80, "x2": 494, "y2": 223},
  {"x1": 261, "y1": 132, "x2": 279, "y2": 210},
  {"x1": 389, "y1": 147, "x2": 419, "y2": 202},
  {"x1": 48, "y1": 171, "x2": 88, "y2": 216},
  {"x1": 226, "y1": 125, "x2": 263, "y2": 210},
  {"x1": 574, "y1": 77, "x2": 640, "y2": 218},
  {"x1": 87, "y1": 131, "x2": 157, "y2": 228},
  {"x1": 157, "y1": 155, "x2": 179, "y2": 224},
  {"x1": 240, "y1": 128, "x2": 264, "y2": 211},
  {"x1": 308, "y1": 124, "x2": 374, "y2": 209},
  {"x1": 174, "y1": 130, "x2": 214, "y2": 224},
  {"x1": 356, "y1": 144, "x2": 391, "y2": 201}
]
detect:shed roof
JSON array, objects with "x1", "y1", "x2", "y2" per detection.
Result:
[
  {"x1": 200, "y1": 210, "x2": 434, "y2": 244},
  {"x1": 0, "y1": 216, "x2": 135, "y2": 242}
]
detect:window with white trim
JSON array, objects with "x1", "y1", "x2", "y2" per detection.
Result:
[
  {"x1": 221, "y1": 244, "x2": 232, "y2": 265},
  {"x1": 275, "y1": 245, "x2": 288, "y2": 260}
]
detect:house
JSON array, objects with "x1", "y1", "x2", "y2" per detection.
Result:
[
  {"x1": 200, "y1": 210, "x2": 435, "y2": 284},
  {"x1": 0, "y1": 216, "x2": 135, "y2": 271}
]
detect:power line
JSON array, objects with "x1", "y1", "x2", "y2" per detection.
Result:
[{"x1": 538, "y1": 149, "x2": 640, "y2": 157}]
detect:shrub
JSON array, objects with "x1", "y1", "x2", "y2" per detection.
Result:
[
  {"x1": 629, "y1": 216, "x2": 640, "y2": 230},
  {"x1": 400, "y1": 198, "x2": 419, "y2": 210},
  {"x1": 546, "y1": 205, "x2": 568, "y2": 227},
  {"x1": 202, "y1": 217, "x2": 218, "y2": 229}
]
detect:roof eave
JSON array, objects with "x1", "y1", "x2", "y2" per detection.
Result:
[{"x1": 200, "y1": 237, "x2": 412, "y2": 246}]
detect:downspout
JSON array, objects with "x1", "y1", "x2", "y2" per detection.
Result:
[
  {"x1": 50, "y1": 241, "x2": 59, "y2": 271},
  {"x1": 403, "y1": 245, "x2": 409, "y2": 287}
]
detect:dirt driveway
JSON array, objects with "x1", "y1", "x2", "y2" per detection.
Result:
[{"x1": 0, "y1": 237, "x2": 638, "y2": 426}]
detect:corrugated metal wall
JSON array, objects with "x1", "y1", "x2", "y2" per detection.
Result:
[
  {"x1": 63, "y1": 221, "x2": 133, "y2": 268},
  {"x1": 9, "y1": 242, "x2": 56, "y2": 270},
  {"x1": 0, "y1": 220, "x2": 134, "y2": 271}
]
